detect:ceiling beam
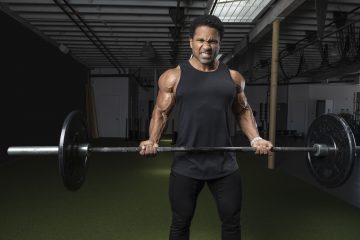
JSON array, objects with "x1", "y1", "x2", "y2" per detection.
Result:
[
  {"x1": 1, "y1": 0, "x2": 207, "y2": 8},
  {"x1": 221, "y1": 0, "x2": 307, "y2": 64}
]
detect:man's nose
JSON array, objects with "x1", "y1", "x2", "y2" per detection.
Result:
[{"x1": 202, "y1": 42, "x2": 211, "y2": 48}]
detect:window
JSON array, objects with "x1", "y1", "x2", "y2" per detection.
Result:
[{"x1": 212, "y1": 0, "x2": 273, "y2": 23}]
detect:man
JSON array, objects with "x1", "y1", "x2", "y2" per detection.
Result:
[{"x1": 139, "y1": 15, "x2": 273, "y2": 240}]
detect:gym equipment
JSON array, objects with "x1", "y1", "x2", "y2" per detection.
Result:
[{"x1": 7, "y1": 111, "x2": 360, "y2": 190}]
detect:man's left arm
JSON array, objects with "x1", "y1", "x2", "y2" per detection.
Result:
[{"x1": 230, "y1": 70, "x2": 273, "y2": 155}]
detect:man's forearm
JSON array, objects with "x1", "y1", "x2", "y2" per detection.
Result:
[
  {"x1": 238, "y1": 107, "x2": 260, "y2": 141},
  {"x1": 148, "y1": 110, "x2": 168, "y2": 143}
]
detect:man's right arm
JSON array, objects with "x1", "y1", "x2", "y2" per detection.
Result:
[{"x1": 139, "y1": 67, "x2": 179, "y2": 156}]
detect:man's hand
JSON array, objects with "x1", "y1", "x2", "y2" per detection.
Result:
[
  {"x1": 139, "y1": 140, "x2": 159, "y2": 156},
  {"x1": 251, "y1": 137, "x2": 273, "y2": 155}
]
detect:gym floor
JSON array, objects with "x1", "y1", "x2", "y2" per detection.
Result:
[{"x1": 1, "y1": 138, "x2": 360, "y2": 240}]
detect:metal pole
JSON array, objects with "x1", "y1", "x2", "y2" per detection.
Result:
[
  {"x1": 268, "y1": 18, "x2": 280, "y2": 170},
  {"x1": 9, "y1": 145, "x2": 337, "y2": 155},
  {"x1": 88, "y1": 146, "x2": 321, "y2": 153}
]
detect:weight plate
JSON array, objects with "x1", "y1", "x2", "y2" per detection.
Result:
[
  {"x1": 338, "y1": 113, "x2": 360, "y2": 144},
  {"x1": 306, "y1": 114, "x2": 356, "y2": 188},
  {"x1": 59, "y1": 111, "x2": 89, "y2": 191}
]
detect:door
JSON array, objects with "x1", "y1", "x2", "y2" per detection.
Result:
[{"x1": 96, "y1": 95, "x2": 122, "y2": 137}]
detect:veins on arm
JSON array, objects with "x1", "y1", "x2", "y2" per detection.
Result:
[{"x1": 231, "y1": 70, "x2": 259, "y2": 141}]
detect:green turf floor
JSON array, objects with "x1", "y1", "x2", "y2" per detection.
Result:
[{"x1": 1, "y1": 140, "x2": 360, "y2": 240}]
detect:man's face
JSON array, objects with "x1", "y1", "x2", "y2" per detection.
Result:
[{"x1": 190, "y1": 25, "x2": 221, "y2": 65}]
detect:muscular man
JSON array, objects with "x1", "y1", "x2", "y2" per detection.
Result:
[{"x1": 139, "y1": 15, "x2": 273, "y2": 240}]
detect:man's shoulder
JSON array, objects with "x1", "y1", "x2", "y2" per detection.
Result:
[
  {"x1": 228, "y1": 69, "x2": 245, "y2": 86},
  {"x1": 158, "y1": 66, "x2": 181, "y2": 88},
  {"x1": 164, "y1": 65, "x2": 181, "y2": 76}
]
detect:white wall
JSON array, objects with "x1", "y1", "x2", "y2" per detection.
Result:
[
  {"x1": 308, "y1": 84, "x2": 358, "y2": 120},
  {"x1": 247, "y1": 83, "x2": 360, "y2": 134},
  {"x1": 287, "y1": 83, "x2": 360, "y2": 134},
  {"x1": 287, "y1": 85, "x2": 310, "y2": 135},
  {"x1": 91, "y1": 76, "x2": 129, "y2": 138}
]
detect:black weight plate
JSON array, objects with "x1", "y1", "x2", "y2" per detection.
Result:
[
  {"x1": 338, "y1": 113, "x2": 360, "y2": 144},
  {"x1": 306, "y1": 114, "x2": 356, "y2": 188},
  {"x1": 59, "y1": 111, "x2": 89, "y2": 191}
]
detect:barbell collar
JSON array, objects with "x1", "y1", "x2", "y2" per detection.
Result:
[
  {"x1": 78, "y1": 144, "x2": 89, "y2": 157},
  {"x1": 313, "y1": 144, "x2": 328, "y2": 157}
]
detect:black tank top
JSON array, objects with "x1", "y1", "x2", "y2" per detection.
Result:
[{"x1": 172, "y1": 60, "x2": 238, "y2": 179}]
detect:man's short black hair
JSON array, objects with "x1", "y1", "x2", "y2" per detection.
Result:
[{"x1": 189, "y1": 15, "x2": 224, "y2": 40}]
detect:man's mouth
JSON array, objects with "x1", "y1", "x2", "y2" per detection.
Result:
[{"x1": 200, "y1": 52, "x2": 212, "y2": 58}]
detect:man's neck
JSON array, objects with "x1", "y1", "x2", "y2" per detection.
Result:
[{"x1": 189, "y1": 58, "x2": 219, "y2": 72}]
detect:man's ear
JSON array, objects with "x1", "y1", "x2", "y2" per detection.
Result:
[{"x1": 189, "y1": 38, "x2": 193, "y2": 49}]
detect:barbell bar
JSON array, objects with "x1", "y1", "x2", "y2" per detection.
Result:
[
  {"x1": 7, "y1": 145, "x2": 335, "y2": 155},
  {"x1": 6, "y1": 111, "x2": 359, "y2": 190}
]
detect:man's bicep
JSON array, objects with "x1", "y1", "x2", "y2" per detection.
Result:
[
  {"x1": 155, "y1": 88, "x2": 175, "y2": 114},
  {"x1": 154, "y1": 71, "x2": 177, "y2": 115},
  {"x1": 232, "y1": 94, "x2": 246, "y2": 116}
]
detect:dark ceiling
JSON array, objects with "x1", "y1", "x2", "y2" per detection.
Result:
[{"x1": 1, "y1": 0, "x2": 359, "y2": 84}]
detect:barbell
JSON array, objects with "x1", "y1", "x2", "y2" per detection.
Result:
[{"x1": 6, "y1": 111, "x2": 359, "y2": 191}]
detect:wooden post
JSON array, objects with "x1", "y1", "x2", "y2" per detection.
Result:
[
  {"x1": 268, "y1": 18, "x2": 280, "y2": 169},
  {"x1": 85, "y1": 80, "x2": 99, "y2": 138}
]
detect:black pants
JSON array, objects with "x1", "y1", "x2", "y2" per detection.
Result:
[{"x1": 169, "y1": 170, "x2": 242, "y2": 240}]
